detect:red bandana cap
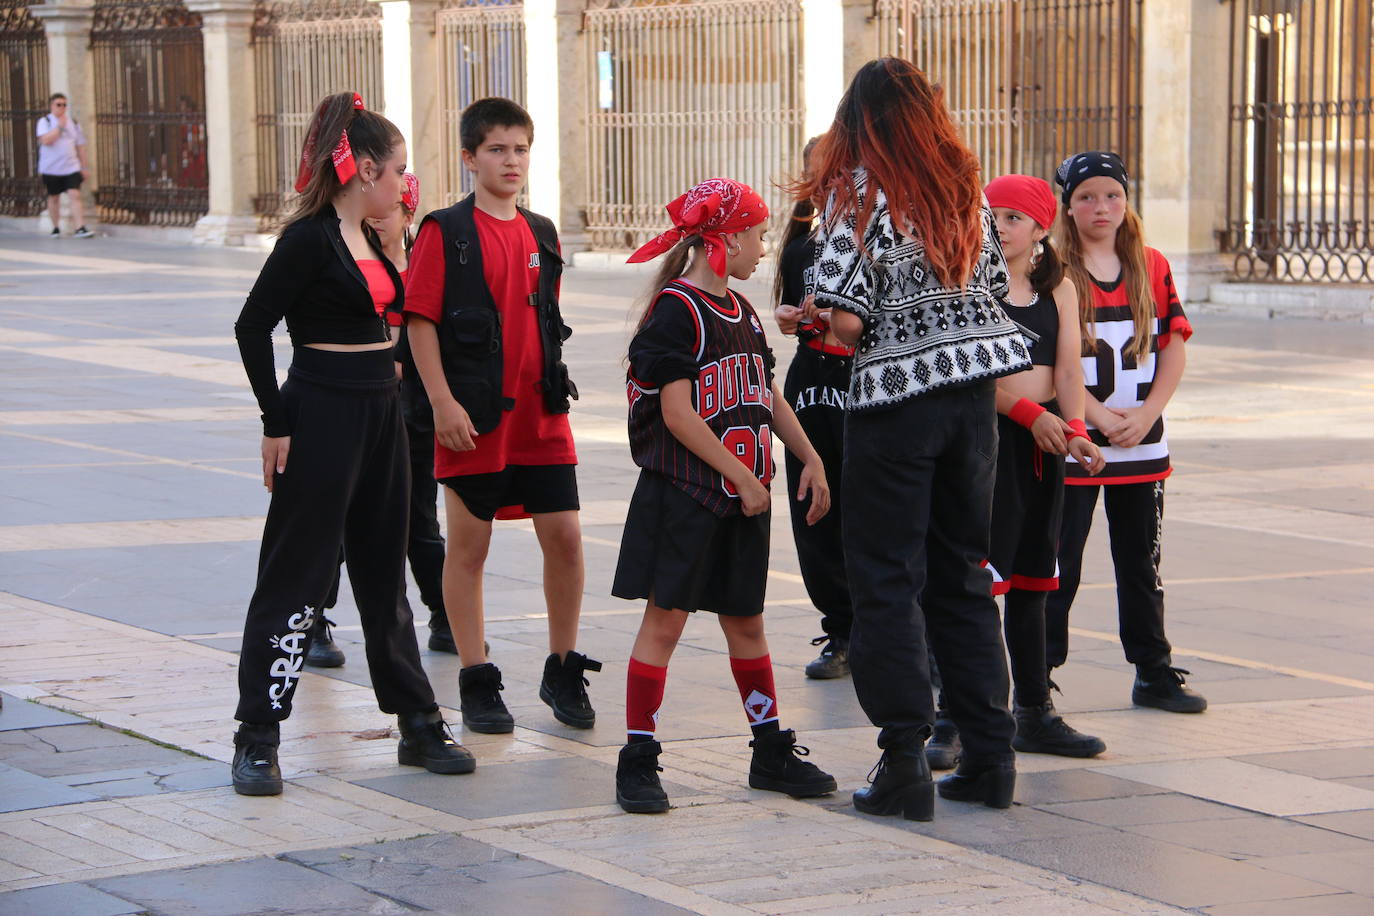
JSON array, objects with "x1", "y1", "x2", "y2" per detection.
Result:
[
  {"x1": 984, "y1": 174, "x2": 1057, "y2": 230},
  {"x1": 627, "y1": 177, "x2": 769, "y2": 277},
  {"x1": 294, "y1": 93, "x2": 366, "y2": 193},
  {"x1": 401, "y1": 173, "x2": 420, "y2": 213}
]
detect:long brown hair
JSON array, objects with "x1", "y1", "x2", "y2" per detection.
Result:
[
  {"x1": 772, "y1": 135, "x2": 822, "y2": 309},
  {"x1": 283, "y1": 92, "x2": 403, "y2": 233},
  {"x1": 632, "y1": 235, "x2": 705, "y2": 331},
  {"x1": 795, "y1": 58, "x2": 983, "y2": 289},
  {"x1": 1055, "y1": 204, "x2": 1154, "y2": 361}
]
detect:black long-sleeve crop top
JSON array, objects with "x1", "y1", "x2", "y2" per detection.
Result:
[{"x1": 234, "y1": 204, "x2": 403, "y2": 436}]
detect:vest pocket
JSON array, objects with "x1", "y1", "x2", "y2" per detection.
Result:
[{"x1": 440, "y1": 307, "x2": 503, "y2": 434}]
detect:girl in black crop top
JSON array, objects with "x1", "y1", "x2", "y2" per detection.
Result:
[
  {"x1": 228, "y1": 92, "x2": 471, "y2": 798},
  {"x1": 922, "y1": 176, "x2": 1106, "y2": 767}
]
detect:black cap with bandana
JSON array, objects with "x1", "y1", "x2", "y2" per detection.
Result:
[{"x1": 1054, "y1": 151, "x2": 1129, "y2": 206}]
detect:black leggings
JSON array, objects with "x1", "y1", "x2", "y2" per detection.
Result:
[{"x1": 235, "y1": 348, "x2": 437, "y2": 723}]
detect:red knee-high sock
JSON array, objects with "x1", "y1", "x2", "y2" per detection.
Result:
[
  {"x1": 626, "y1": 657, "x2": 668, "y2": 742},
  {"x1": 730, "y1": 654, "x2": 780, "y2": 735}
]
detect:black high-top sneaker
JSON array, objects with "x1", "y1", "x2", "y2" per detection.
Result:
[
  {"x1": 539, "y1": 651, "x2": 602, "y2": 728},
  {"x1": 748, "y1": 729, "x2": 837, "y2": 797},
  {"x1": 304, "y1": 615, "x2": 345, "y2": 668},
  {"x1": 458, "y1": 662, "x2": 514, "y2": 733},
  {"x1": 924, "y1": 716, "x2": 961, "y2": 770},
  {"x1": 397, "y1": 710, "x2": 476, "y2": 774},
  {"x1": 1012, "y1": 699, "x2": 1106, "y2": 757},
  {"x1": 853, "y1": 740, "x2": 934, "y2": 821},
  {"x1": 804, "y1": 636, "x2": 850, "y2": 680},
  {"x1": 232, "y1": 722, "x2": 282, "y2": 796},
  {"x1": 1133, "y1": 665, "x2": 1207, "y2": 713},
  {"x1": 426, "y1": 610, "x2": 457, "y2": 654},
  {"x1": 616, "y1": 740, "x2": 669, "y2": 813}
]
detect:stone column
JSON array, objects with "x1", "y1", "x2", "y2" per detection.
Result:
[
  {"x1": 1138, "y1": 0, "x2": 1230, "y2": 303},
  {"x1": 841, "y1": 0, "x2": 878, "y2": 90},
  {"x1": 186, "y1": 0, "x2": 259, "y2": 245},
  {"x1": 31, "y1": 0, "x2": 97, "y2": 219},
  {"x1": 373, "y1": 0, "x2": 441, "y2": 201},
  {"x1": 523, "y1": 0, "x2": 588, "y2": 251}
]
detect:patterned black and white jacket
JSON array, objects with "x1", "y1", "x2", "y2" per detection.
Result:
[{"x1": 813, "y1": 168, "x2": 1031, "y2": 411}]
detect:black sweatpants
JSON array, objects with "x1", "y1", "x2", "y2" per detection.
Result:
[
  {"x1": 235, "y1": 348, "x2": 438, "y2": 724},
  {"x1": 842, "y1": 381, "x2": 1014, "y2": 764},
  {"x1": 1045, "y1": 480, "x2": 1171, "y2": 672},
  {"x1": 782, "y1": 345, "x2": 853, "y2": 639}
]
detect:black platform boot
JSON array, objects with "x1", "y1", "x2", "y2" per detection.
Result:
[
  {"x1": 853, "y1": 739, "x2": 934, "y2": 821},
  {"x1": 232, "y1": 722, "x2": 282, "y2": 796},
  {"x1": 616, "y1": 740, "x2": 670, "y2": 813},
  {"x1": 458, "y1": 662, "x2": 514, "y2": 734},
  {"x1": 397, "y1": 710, "x2": 475, "y2": 774}
]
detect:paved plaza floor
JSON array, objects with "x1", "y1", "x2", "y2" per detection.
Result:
[{"x1": 1, "y1": 227, "x2": 1373, "y2": 915}]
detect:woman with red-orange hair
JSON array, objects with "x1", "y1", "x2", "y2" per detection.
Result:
[{"x1": 805, "y1": 58, "x2": 1031, "y2": 820}]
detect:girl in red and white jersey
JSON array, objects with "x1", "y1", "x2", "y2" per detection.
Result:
[{"x1": 1046, "y1": 151, "x2": 1206, "y2": 714}]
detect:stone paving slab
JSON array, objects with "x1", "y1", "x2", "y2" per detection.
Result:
[{"x1": 0, "y1": 694, "x2": 86, "y2": 731}]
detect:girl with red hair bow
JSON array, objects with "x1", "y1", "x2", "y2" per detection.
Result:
[{"x1": 611, "y1": 177, "x2": 836, "y2": 814}]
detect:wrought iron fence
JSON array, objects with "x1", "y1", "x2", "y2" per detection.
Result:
[
  {"x1": 90, "y1": 0, "x2": 208, "y2": 227},
  {"x1": 252, "y1": 0, "x2": 384, "y2": 227},
  {"x1": 875, "y1": 0, "x2": 1142, "y2": 199},
  {"x1": 435, "y1": 1, "x2": 525, "y2": 208},
  {"x1": 1220, "y1": 0, "x2": 1372, "y2": 283},
  {"x1": 582, "y1": 0, "x2": 805, "y2": 250},
  {"x1": 0, "y1": 1, "x2": 49, "y2": 217}
]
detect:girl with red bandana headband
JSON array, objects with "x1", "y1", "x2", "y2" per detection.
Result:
[
  {"x1": 928, "y1": 176, "x2": 1107, "y2": 768},
  {"x1": 612, "y1": 177, "x2": 837, "y2": 814}
]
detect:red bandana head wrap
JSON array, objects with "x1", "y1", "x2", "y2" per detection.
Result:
[
  {"x1": 984, "y1": 174, "x2": 1057, "y2": 230},
  {"x1": 627, "y1": 177, "x2": 769, "y2": 277},
  {"x1": 401, "y1": 173, "x2": 420, "y2": 213},
  {"x1": 294, "y1": 93, "x2": 366, "y2": 193}
]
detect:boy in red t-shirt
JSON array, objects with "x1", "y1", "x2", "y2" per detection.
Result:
[{"x1": 405, "y1": 98, "x2": 596, "y2": 736}]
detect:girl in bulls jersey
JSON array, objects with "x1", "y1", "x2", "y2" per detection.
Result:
[
  {"x1": 1046, "y1": 151, "x2": 1206, "y2": 714},
  {"x1": 612, "y1": 177, "x2": 837, "y2": 814}
]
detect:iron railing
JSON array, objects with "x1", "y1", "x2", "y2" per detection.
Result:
[
  {"x1": 0, "y1": 0, "x2": 50, "y2": 217},
  {"x1": 90, "y1": 0, "x2": 208, "y2": 227},
  {"x1": 875, "y1": 0, "x2": 1142, "y2": 200},
  {"x1": 1220, "y1": 0, "x2": 1373, "y2": 283},
  {"x1": 435, "y1": 0, "x2": 526, "y2": 208},
  {"x1": 582, "y1": 0, "x2": 806, "y2": 251},
  {"x1": 251, "y1": 0, "x2": 384, "y2": 227}
]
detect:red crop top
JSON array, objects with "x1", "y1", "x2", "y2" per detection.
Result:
[{"x1": 357, "y1": 259, "x2": 396, "y2": 315}]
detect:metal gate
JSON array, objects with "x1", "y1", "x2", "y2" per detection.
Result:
[
  {"x1": 1220, "y1": 0, "x2": 1373, "y2": 283},
  {"x1": 435, "y1": 0, "x2": 525, "y2": 207},
  {"x1": 90, "y1": 0, "x2": 208, "y2": 227},
  {"x1": 252, "y1": 0, "x2": 384, "y2": 226},
  {"x1": 0, "y1": 1, "x2": 49, "y2": 217},
  {"x1": 875, "y1": 0, "x2": 1141, "y2": 198},
  {"x1": 583, "y1": 0, "x2": 805, "y2": 250}
]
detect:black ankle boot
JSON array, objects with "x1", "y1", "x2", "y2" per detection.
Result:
[
  {"x1": 616, "y1": 740, "x2": 670, "y2": 813},
  {"x1": 853, "y1": 742, "x2": 934, "y2": 821},
  {"x1": 232, "y1": 722, "x2": 282, "y2": 796},
  {"x1": 539, "y1": 651, "x2": 602, "y2": 729},
  {"x1": 304, "y1": 615, "x2": 345, "y2": 668},
  {"x1": 748, "y1": 729, "x2": 837, "y2": 797},
  {"x1": 804, "y1": 636, "x2": 850, "y2": 680},
  {"x1": 426, "y1": 610, "x2": 457, "y2": 654},
  {"x1": 459, "y1": 663, "x2": 514, "y2": 733},
  {"x1": 1013, "y1": 699, "x2": 1106, "y2": 757},
  {"x1": 937, "y1": 759, "x2": 1016, "y2": 808},
  {"x1": 1133, "y1": 665, "x2": 1207, "y2": 713},
  {"x1": 924, "y1": 716, "x2": 961, "y2": 770},
  {"x1": 397, "y1": 710, "x2": 476, "y2": 774}
]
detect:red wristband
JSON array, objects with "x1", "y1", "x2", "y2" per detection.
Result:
[
  {"x1": 1008, "y1": 398, "x2": 1046, "y2": 430},
  {"x1": 1066, "y1": 418, "x2": 1089, "y2": 441}
]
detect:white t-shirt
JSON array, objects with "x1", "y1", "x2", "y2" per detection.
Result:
[{"x1": 35, "y1": 114, "x2": 87, "y2": 176}]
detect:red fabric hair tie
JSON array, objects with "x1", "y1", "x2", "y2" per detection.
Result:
[
  {"x1": 294, "y1": 92, "x2": 366, "y2": 193},
  {"x1": 401, "y1": 172, "x2": 420, "y2": 213},
  {"x1": 627, "y1": 177, "x2": 769, "y2": 277}
]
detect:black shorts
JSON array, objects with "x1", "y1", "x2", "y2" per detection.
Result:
[
  {"x1": 987, "y1": 401, "x2": 1064, "y2": 595},
  {"x1": 42, "y1": 172, "x2": 82, "y2": 196},
  {"x1": 440, "y1": 463, "x2": 579, "y2": 522},
  {"x1": 612, "y1": 470, "x2": 769, "y2": 616}
]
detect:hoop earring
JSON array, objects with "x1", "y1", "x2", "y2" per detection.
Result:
[
  {"x1": 1030, "y1": 240, "x2": 1044, "y2": 269},
  {"x1": 363, "y1": 180, "x2": 375, "y2": 194}
]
